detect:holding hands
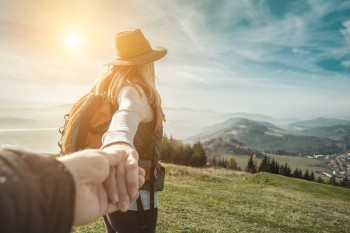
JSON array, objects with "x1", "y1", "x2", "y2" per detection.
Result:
[
  {"x1": 58, "y1": 148, "x2": 144, "y2": 226},
  {"x1": 102, "y1": 142, "x2": 144, "y2": 212}
]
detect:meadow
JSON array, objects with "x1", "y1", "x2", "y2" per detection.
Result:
[{"x1": 73, "y1": 164, "x2": 350, "y2": 233}]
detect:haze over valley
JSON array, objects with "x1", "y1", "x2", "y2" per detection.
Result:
[{"x1": 1, "y1": 104, "x2": 349, "y2": 155}]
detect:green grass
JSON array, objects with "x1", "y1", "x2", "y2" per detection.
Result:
[{"x1": 73, "y1": 164, "x2": 350, "y2": 233}]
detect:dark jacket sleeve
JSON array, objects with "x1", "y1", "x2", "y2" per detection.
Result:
[{"x1": 0, "y1": 148, "x2": 75, "y2": 233}]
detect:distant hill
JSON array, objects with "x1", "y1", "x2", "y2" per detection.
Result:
[
  {"x1": 199, "y1": 117, "x2": 287, "y2": 136},
  {"x1": 0, "y1": 117, "x2": 41, "y2": 127},
  {"x1": 288, "y1": 117, "x2": 350, "y2": 130},
  {"x1": 287, "y1": 117, "x2": 350, "y2": 142},
  {"x1": 163, "y1": 108, "x2": 297, "y2": 139},
  {"x1": 301, "y1": 125, "x2": 350, "y2": 140},
  {"x1": 189, "y1": 117, "x2": 344, "y2": 155},
  {"x1": 221, "y1": 112, "x2": 298, "y2": 127},
  {"x1": 189, "y1": 117, "x2": 288, "y2": 141},
  {"x1": 203, "y1": 137, "x2": 264, "y2": 158}
]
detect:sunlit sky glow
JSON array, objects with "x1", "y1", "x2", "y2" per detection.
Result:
[
  {"x1": 0, "y1": 0, "x2": 350, "y2": 119},
  {"x1": 64, "y1": 32, "x2": 82, "y2": 49}
]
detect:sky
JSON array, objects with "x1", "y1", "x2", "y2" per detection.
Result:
[{"x1": 1, "y1": 0, "x2": 350, "y2": 120}]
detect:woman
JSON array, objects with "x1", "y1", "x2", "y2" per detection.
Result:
[{"x1": 95, "y1": 29, "x2": 167, "y2": 233}]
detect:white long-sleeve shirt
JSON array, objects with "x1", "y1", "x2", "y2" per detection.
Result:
[{"x1": 102, "y1": 85, "x2": 158, "y2": 210}]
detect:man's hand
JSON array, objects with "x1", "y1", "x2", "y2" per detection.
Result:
[
  {"x1": 102, "y1": 142, "x2": 144, "y2": 212},
  {"x1": 58, "y1": 149, "x2": 144, "y2": 226}
]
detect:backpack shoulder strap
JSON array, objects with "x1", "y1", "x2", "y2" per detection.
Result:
[{"x1": 150, "y1": 159, "x2": 155, "y2": 209}]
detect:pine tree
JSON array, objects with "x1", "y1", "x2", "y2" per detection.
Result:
[
  {"x1": 269, "y1": 159, "x2": 276, "y2": 173},
  {"x1": 303, "y1": 169, "x2": 310, "y2": 180},
  {"x1": 258, "y1": 155, "x2": 269, "y2": 172},
  {"x1": 192, "y1": 141, "x2": 207, "y2": 167},
  {"x1": 285, "y1": 164, "x2": 292, "y2": 177},
  {"x1": 275, "y1": 162, "x2": 280, "y2": 174},
  {"x1": 309, "y1": 171, "x2": 316, "y2": 182},
  {"x1": 183, "y1": 144, "x2": 193, "y2": 166},
  {"x1": 316, "y1": 176, "x2": 325, "y2": 183},
  {"x1": 279, "y1": 163, "x2": 285, "y2": 175},
  {"x1": 246, "y1": 154, "x2": 257, "y2": 173},
  {"x1": 269, "y1": 159, "x2": 280, "y2": 174},
  {"x1": 252, "y1": 154, "x2": 258, "y2": 172},
  {"x1": 299, "y1": 169, "x2": 303, "y2": 179},
  {"x1": 293, "y1": 168, "x2": 303, "y2": 179},
  {"x1": 293, "y1": 168, "x2": 299, "y2": 178}
]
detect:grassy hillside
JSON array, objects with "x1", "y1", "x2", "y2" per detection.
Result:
[{"x1": 73, "y1": 164, "x2": 350, "y2": 233}]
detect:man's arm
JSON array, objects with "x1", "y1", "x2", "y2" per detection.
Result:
[{"x1": 0, "y1": 148, "x2": 75, "y2": 233}]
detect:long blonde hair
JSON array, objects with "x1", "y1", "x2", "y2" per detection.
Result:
[{"x1": 92, "y1": 63, "x2": 161, "y2": 108}]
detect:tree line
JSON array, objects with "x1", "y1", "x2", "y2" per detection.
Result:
[
  {"x1": 159, "y1": 135, "x2": 350, "y2": 189},
  {"x1": 160, "y1": 135, "x2": 206, "y2": 167},
  {"x1": 255, "y1": 155, "x2": 350, "y2": 189}
]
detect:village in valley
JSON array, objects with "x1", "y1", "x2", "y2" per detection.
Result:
[{"x1": 307, "y1": 152, "x2": 350, "y2": 179}]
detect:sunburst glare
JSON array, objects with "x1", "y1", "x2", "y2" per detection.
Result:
[{"x1": 64, "y1": 33, "x2": 81, "y2": 49}]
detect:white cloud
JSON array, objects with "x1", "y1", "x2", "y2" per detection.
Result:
[
  {"x1": 340, "y1": 21, "x2": 350, "y2": 44},
  {"x1": 341, "y1": 60, "x2": 350, "y2": 68},
  {"x1": 292, "y1": 48, "x2": 310, "y2": 55}
]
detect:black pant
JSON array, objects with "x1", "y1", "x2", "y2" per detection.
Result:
[{"x1": 103, "y1": 208, "x2": 158, "y2": 233}]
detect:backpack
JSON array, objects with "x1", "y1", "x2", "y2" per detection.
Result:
[{"x1": 58, "y1": 92, "x2": 116, "y2": 155}]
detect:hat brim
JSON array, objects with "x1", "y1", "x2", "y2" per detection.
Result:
[{"x1": 103, "y1": 46, "x2": 167, "y2": 66}]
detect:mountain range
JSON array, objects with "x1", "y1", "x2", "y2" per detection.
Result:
[
  {"x1": 188, "y1": 117, "x2": 350, "y2": 155},
  {"x1": 288, "y1": 117, "x2": 350, "y2": 130},
  {"x1": 0, "y1": 105, "x2": 349, "y2": 155}
]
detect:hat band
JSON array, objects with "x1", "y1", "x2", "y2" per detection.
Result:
[{"x1": 116, "y1": 49, "x2": 153, "y2": 60}]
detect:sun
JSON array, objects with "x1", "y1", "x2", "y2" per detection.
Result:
[{"x1": 64, "y1": 33, "x2": 81, "y2": 49}]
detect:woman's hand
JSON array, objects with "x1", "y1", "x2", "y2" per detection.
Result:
[{"x1": 102, "y1": 142, "x2": 145, "y2": 212}]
